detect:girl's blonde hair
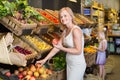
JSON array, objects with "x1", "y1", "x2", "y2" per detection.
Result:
[{"x1": 58, "y1": 7, "x2": 77, "y2": 25}]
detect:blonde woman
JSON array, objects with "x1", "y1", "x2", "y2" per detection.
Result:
[{"x1": 36, "y1": 7, "x2": 86, "y2": 80}]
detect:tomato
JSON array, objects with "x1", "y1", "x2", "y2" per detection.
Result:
[{"x1": 52, "y1": 38, "x2": 59, "y2": 45}]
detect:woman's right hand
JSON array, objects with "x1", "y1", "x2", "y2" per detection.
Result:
[{"x1": 36, "y1": 59, "x2": 46, "y2": 67}]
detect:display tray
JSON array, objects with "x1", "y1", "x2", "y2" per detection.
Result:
[
  {"x1": 75, "y1": 14, "x2": 95, "y2": 24},
  {"x1": 32, "y1": 17, "x2": 52, "y2": 26},
  {"x1": 47, "y1": 31, "x2": 60, "y2": 39},
  {"x1": 45, "y1": 9, "x2": 59, "y2": 18},
  {"x1": 0, "y1": 16, "x2": 37, "y2": 36},
  {"x1": 20, "y1": 35, "x2": 52, "y2": 54},
  {"x1": 13, "y1": 36, "x2": 38, "y2": 60},
  {"x1": 39, "y1": 33, "x2": 54, "y2": 45},
  {"x1": 36, "y1": 9, "x2": 59, "y2": 25}
]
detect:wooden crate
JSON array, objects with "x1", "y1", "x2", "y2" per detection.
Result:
[{"x1": 0, "y1": 16, "x2": 37, "y2": 36}]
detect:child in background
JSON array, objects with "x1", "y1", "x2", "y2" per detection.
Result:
[{"x1": 92, "y1": 31, "x2": 107, "y2": 80}]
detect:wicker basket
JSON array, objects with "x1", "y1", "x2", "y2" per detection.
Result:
[
  {"x1": 0, "y1": 37, "x2": 12, "y2": 65},
  {"x1": 85, "y1": 53, "x2": 96, "y2": 67},
  {"x1": 55, "y1": 69, "x2": 66, "y2": 80}
]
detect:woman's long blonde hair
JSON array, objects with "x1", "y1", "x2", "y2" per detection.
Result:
[{"x1": 58, "y1": 7, "x2": 77, "y2": 25}]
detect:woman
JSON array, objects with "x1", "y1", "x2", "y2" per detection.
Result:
[
  {"x1": 36, "y1": 7, "x2": 86, "y2": 80},
  {"x1": 92, "y1": 31, "x2": 107, "y2": 80}
]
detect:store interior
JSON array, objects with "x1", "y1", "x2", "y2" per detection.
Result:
[{"x1": 0, "y1": 0, "x2": 120, "y2": 80}]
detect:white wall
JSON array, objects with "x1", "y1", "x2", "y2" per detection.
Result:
[{"x1": 96, "y1": 0, "x2": 120, "y2": 11}]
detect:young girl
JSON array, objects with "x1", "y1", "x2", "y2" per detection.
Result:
[{"x1": 93, "y1": 31, "x2": 107, "y2": 80}]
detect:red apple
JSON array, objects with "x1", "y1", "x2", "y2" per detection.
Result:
[
  {"x1": 52, "y1": 38, "x2": 59, "y2": 45},
  {"x1": 30, "y1": 76, "x2": 36, "y2": 80},
  {"x1": 35, "y1": 63, "x2": 41, "y2": 69},
  {"x1": 5, "y1": 71, "x2": 11, "y2": 77},
  {"x1": 18, "y1": 74, "x2": 23, "y2": 79},
  {"x1": 22, "y1": 70, "x2": 27, "y2": 76}
]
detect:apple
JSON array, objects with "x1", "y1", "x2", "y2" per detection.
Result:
[
  {"x1": 39, "y1": 67, "x2": 45, "y2": 74},
  {"x1": 18, "y1": 74, "x2": 23, "y2": 79},
  {"x1": 22, "y1": 70, "x2": 27, "y2": 76},
  {"x1": 29, "y1": 76, "x2": 36, "y2": 80},
  {"x1": 14, "y1": 70, "x2": 19, "y2": 75},
  {"x1": 30, "y1": 64, "x2": 36, "y2": 72},
  {"x1": 35, "y1": 63, "x2": 41, "y2": 69},
  {"x1": 27, "y1": 70, "x2": 33, "y2": 76},
  {"x1": 41, "y1": 73, "x2": 48, "y2": 79},
  {"x1": 52, "y1": 38, "x2": 59, "y2": 45},
  {"x1": 34, "y1": 71, "x2": 39, "y2": 77},
  {"x1": 5, "y1": 71, "x2": 11, "y2": 77}
]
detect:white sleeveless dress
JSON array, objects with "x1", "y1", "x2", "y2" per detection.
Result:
[{"x1": 63, "y1": 26, "x2": 86, "y2": 80}]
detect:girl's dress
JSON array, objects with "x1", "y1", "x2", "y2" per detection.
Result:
[
  {"x1": 96, "y1": 40, "x2": 107, "y2": 65},
  {"x1": 63, "y1": 25, "x2": 86, "y2": 80}
]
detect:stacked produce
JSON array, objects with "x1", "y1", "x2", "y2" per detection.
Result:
[
  {"x1": 45, "y1": 9, "x2": 59, "y2": 18},
  {"x1": 84, "y1": 46, "x2": 97, "y2": 54},
  {"x1": 14, "y1": 46, "x2": 32, "y2": 55},
  {"x1": 37, "y1": 9, "x2": 59, "y2": 24},
  {"x1": 23, "y1": 35, "x2": 52, "y2": 53},
  {"x1": 4, "y1": 64, "x2": 54, "y2": 80}
]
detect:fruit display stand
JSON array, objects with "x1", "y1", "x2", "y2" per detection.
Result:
[{"x1": 0, "y1": 16, "x2": 37, "y2": 36}]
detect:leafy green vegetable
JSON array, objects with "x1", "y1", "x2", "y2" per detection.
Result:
[{"x1": 52, "y1": 51, "x2": 66, "y2": 71}]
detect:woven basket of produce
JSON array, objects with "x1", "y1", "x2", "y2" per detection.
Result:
[{"x1": 0, "y1": 33, "x2": 27, "y2": 66}]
